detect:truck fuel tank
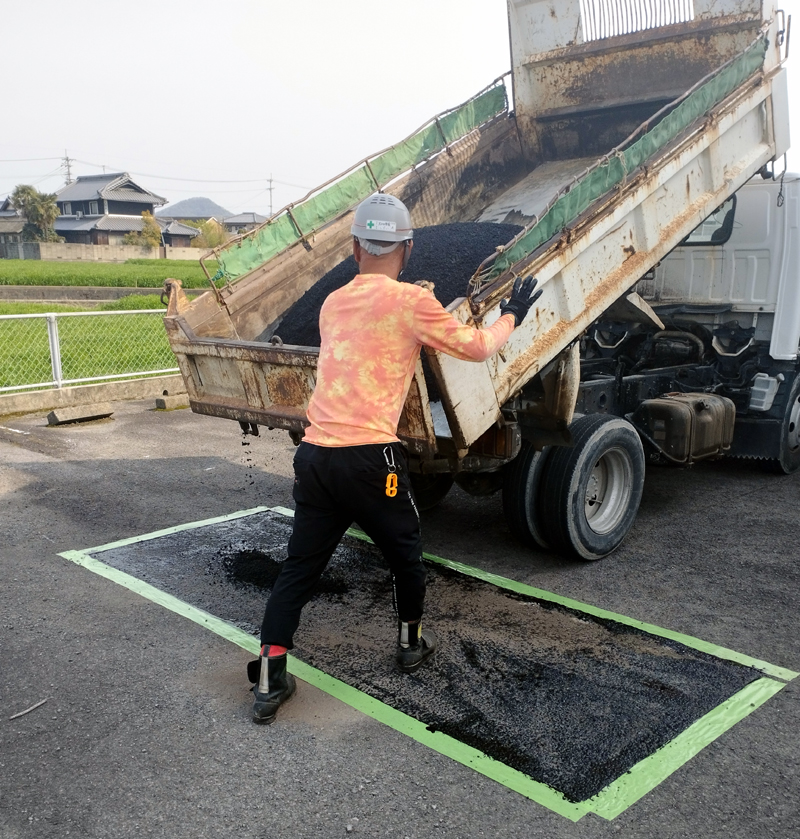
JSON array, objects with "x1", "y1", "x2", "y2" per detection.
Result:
[{"x1": 631, "y1": 393, "x2": 735, "y2": 464}]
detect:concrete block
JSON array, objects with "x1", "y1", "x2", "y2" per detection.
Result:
[
  {"x1": 47, "y1": 402, "x2": 114, "y2": 426},
  {"x1": 0, "y1": 375, "x2": 186, "y2": 419},
  {"x1": 155, "y1": 394, "x2": 189, "y2": 410}
]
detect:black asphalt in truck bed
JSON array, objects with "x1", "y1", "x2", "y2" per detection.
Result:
[
  {"x1": 93, "y1": 509, "x2": 758, "y2": 803},
  {"x1": 273, "y1": 223, "x2": 523, "y2": 347}
]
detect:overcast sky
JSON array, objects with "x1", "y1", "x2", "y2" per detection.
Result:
[{"x1": 2, "y1": 0, "x2": 797, "y2": 217}]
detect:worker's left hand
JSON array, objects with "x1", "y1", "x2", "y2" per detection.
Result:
[{"x1": 500, "y1": 275, "x2": 542, "y2": 327}]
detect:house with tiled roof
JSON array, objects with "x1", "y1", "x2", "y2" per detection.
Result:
[
  {"x1": 223, "y1": 212, "x2": 268, "y2": 234},
  {"x1": 0, "y1": 197, "x2": 25, "y2": 245},
  {"x1": 54, "y1": 173, "x2": 199, "y2": 247}
]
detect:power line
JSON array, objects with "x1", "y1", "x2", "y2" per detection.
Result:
[
  {"x1": 31, "y1": 167, "x2": 67, "y2": 189},
  {"x1": 73, "y1": 158, "x2": 308, "y2": 188},
  {"x1": 0, "y1": 174, "x2": 64, "y2": 180},
  {"x1": 2, "y1": 154, "x2": 309, "y2": 191},
  {"x1": 0, "y1": 157, "x2": 62, "y2": 163},
  {"x1": 134, "y1": 171, "x2": 310, "y2": 190},
  {"x1": 156, "y1": 186, "x2": 280, "y2": 196},
  {"x1": 230, "y1": 184, "x2": 273, "y2": 214}
]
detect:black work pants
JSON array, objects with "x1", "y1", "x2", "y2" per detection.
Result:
[{"x1": 260, "y1": 441, "x2": 426, "y2": 649}]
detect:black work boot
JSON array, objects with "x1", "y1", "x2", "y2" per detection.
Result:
[
  {"x1": 396, "y1": 620, "x2": 437, "y2": 673},
  {"x1": 252, "y1": 653, "x2": 296, "y2": 725}
]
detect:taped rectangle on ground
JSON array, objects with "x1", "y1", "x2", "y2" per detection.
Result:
[{"x1": 59, "y1": 507, "x2": 796, "y2": 821}]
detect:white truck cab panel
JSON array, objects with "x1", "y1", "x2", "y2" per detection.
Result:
[
  {"x1": 770, "y1": 176, "x2": 800, "y2": 360},
  {"x1": 641, "y1": 175, "x2": 800, "y2": 360}
]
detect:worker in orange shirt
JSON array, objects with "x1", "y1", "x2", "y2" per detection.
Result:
[{"x1": 251, "y1": 193, "x2": 540, "y2": 724}]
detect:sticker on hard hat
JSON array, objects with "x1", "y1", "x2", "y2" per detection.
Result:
[{"x1": 366, "y1": 220, "x2": 397, "y2": 232}]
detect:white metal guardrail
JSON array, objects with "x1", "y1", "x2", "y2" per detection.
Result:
[{"x1": 0, "y1": 310, "x2": 178, "y2": 393}]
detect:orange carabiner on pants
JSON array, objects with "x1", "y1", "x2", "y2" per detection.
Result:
[{"x1": 385, "y1": 473, "x2": 398, "y2": 498}]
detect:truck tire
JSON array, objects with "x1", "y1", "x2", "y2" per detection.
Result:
[
  {"x1": 765, "y1": 375, "x2": 800, "y2": 474},
  {"x1": 502, "y1": 442, "x2": 553, "y2": 550},
  {"x1": 410, "y1": 473, "x2": 454, "y2": 511},
  {"x1": 540, "y1": 415, "x2": 645, "y2": 561}
]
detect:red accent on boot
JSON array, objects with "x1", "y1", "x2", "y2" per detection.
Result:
[{"x1": 266, "y1": 644, "x2": 287, "y2": 657}]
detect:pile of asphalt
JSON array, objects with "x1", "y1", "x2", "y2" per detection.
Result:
[
  {"x1": 96, "y1": 510, "x2": 757, "y2": 803},
  {"x1": 274, "y1": 222, "x2": 522, "y2": 348}
]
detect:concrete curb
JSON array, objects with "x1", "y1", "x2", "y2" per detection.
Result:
[
  {"x1": 0, "y1": 375, "x2": 187, "y2": 417},
  {"x1": 0, "y1": 286, "x2": 169, "y2": 302},
  {"x1": 47, "y1": 402, "x2": 115, "y2": 425}
]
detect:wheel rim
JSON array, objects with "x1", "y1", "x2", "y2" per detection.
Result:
[
  {"x1": 584, "y1": 447, "x2": 634, "y2": 535},
  {"x1": 788, "y1": 395, "x2": 800, "y2": 452}
]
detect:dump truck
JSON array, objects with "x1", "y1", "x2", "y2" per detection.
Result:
[{"x1": 164, "y1": 0, "x2": 793, "y2": 560}]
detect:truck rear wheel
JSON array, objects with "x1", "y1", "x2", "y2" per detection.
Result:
[
  {"x1": 540, "y1": 415, "x2": 645, "y2": 561},
  {"x1": 765, "y1": 375, "x2": 800, "y2": 474},
  {"x1": 502, "y1": 441, "x2": 552, "y2": 550},
  {"x1": 409, "y1": 473, "x2": 454, "y2": 511}
]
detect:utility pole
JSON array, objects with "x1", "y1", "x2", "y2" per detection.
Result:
[
  {"x1": 62, "y1": 150, "x2": 73, "y2": 185},
  {"x1": 268, "y1": 174, "x2": 274, "y2": 217}
]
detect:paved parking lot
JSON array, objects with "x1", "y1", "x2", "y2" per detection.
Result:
[{"x1": 1, "y1": 399, "x2": 798, "y2": 838}]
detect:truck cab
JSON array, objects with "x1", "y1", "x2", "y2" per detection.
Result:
[{"x1": 636, "y1": 173, "x2": 800, "y2": 468}]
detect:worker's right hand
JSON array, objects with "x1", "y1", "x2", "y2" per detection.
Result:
[{"x1": 500, "y1": 275, "x2": 542, "y2": 327}]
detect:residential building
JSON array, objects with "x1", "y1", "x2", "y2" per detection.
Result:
[
  {"x1": 223, "y1": 212, "x2": 267, "y2": 234},
  {"x1": 156, "y1": 197, "x2": 231, "y2": 222},
  {"x1": 54, "y1": 173, "x2": 199, "y2": 247},
  {"x1": 0, "y1": 197, "x2": 24, "y2": 245}
]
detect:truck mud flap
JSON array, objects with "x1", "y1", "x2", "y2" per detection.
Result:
[{"x1": 728, "y1": 417, "x2": 782, "y2": 460}]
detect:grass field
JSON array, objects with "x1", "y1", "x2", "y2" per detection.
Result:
[
  {"x1": 0, "y1": 258, "x2": 219, "y2": 289},
  {"x1": 0, "y1": 294, "x2": 204, "y2": 316},
  {"x1": 0, "y1": 309, "x2": 177, "y2": 389},
  {"x1": 0, "y1": 259, "x2": 213, "y2": 390},
  {"x1": 0, "y1": 302, "x2": 87, "y2": 315}
]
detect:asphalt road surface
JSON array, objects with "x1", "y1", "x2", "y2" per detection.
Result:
[{"x1": 1, "y1": 399, "x2": 798, "y2": 838}]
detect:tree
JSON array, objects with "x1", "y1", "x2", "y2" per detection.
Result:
[
  {"x1": 10, "y1": 184, "x2": 37, "y2": 216},
  {"x1": 188, "y1": 218, "x2": 229, "y2": 249},
  {"x1": 122, "y1": 211, "x2": 163, "y2": 247},
  {"x1": 30, "y1": 192, "x2": 60, "y2": 240},
  {"x1": 140, "y1": 211, "x2": 163, "y2": 247},
  {"x1": 10, "y1": 184, "x2": 61, "y2": 242}
]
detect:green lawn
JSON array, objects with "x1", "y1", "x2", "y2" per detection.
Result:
[{"x1": 0, "y1": 258, "x2": 218, "y2": 289}]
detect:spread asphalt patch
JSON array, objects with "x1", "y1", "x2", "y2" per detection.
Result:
[{"x1": 86, "y1": 509, "x2": 762, "y2": 804}]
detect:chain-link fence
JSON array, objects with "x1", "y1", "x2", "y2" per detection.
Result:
[{"x1": 0, "y1": 310, "x2": 178, "y2": 392}]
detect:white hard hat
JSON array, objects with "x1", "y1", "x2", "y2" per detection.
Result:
[{"x1": 351, "y1": 193, "x2": 413, "y2": 245}]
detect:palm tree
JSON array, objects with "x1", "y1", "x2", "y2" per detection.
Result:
[
  {"x1": 10, "y1": 184, "x2": 38, "y2": 217},
  {"x1": 32, "y1": 192, "x2": 59, "y2": 240},
  {"x1": 10, "y1": 184, "x2": 59, "y2": 241}
]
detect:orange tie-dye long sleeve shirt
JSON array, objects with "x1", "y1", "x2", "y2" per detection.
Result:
[{"x1": 304, "y1": 273, "x2": 515, "y2": 447}]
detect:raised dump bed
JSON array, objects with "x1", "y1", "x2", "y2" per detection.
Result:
[{"x1": 164, "y1": 0, "x2": 789, "y2": 479}]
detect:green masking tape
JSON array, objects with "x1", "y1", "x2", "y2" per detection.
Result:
[
  {"x1": 81, "y1": 506, "x2": 272, "y2": 555},
  {"x1": 584, "y1": 676, "x2": 786, "y2": 819},
  {"x1": 58, "y1": 505, "x2": 796, "y2": 821},
  {"x1": 58, "y1": 543, "x2": 587, "y2": 822}
]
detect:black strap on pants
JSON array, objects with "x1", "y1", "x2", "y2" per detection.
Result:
[{"x1": 260, "y1": 441, "x2": 426, "y2": 649}]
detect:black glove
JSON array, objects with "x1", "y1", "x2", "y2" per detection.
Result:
[{"x1": 499, "y1": 275, "x2": 542, "y2": 327}]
